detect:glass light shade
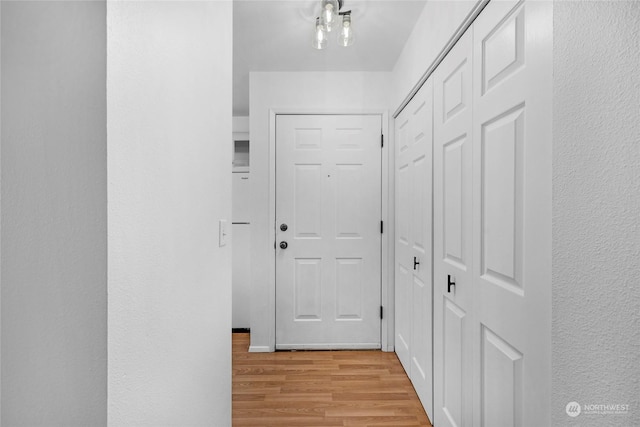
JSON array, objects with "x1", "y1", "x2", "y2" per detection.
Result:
[
  {"x1": 321, "y1": 0, "x2": 339, "y2": 32},
  {"x1": 312, "y1": 17, "x2": 328, "y2": 50},
  {"x1": 338, "y1": 14, "x2": 354, "y2": 47}
]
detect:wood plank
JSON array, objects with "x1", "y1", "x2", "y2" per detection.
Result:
[{"x1": 232, "y1": 333, "x2": 432, "y2": 426}]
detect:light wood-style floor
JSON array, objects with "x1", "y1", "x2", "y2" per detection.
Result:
[{"x1": 232, "y1": 333, "x2": 432, "y2": 426}]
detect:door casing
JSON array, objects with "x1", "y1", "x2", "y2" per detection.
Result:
[{"x1": 263, "y1": 108, "x2": 393, "y2": 352}]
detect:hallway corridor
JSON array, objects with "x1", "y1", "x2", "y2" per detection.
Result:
[{"x1": 232, "y1": 333, "x2": 431, "y2": 426}]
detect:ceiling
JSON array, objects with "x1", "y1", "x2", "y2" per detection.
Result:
[{"x1": 233, "y1": 0, "x2": 428, "y2": 116}]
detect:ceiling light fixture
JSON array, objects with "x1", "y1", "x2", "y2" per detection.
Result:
[
  {"x1": 312, "y1": 0, "x2": 353, "y2": 50},
  {"x1": 337, "y1": 11, "x2": 354, "y2": 47},
  {"x1": 312, "y1": 17, "x2": 328, "y2": 50},
  {"x1": 320, "y1": 0, "x2": 339, "y2": 32}
]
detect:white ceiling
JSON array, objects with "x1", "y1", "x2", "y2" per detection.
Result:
[{"x1": 233, "y1": 0, "x2": 428, "y2": 116}]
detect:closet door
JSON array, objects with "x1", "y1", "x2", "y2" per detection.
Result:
[
  {"x1": 394, "y1": 97, "x2": 412, "y2": 373},
  {"x1": 394, "y1": 80, "x2": 434, "y2": 418},
  {"x1": 471, "y1": 1, "x2": 552, "y2": 425},
  {"x1": 433, "y1": 30, "x2": 474, "y2": 427}
]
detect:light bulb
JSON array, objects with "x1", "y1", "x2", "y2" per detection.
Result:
[
  {"x1": 338, "y1": 13, "x2": 354, "y2": 47},
  {"x1": 321, "y1": 0, "x2": 339, "y2": 32},
  {"x1": 312, "y1": 17, "x2": 328, "y2": 50}
]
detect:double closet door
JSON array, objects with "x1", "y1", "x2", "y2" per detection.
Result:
[{"x1": 397, "y1": 0, "x2": 553, "y2": 425}]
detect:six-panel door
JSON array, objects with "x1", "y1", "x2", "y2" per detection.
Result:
[
  {"x1": 433, "y1": 29, "x2": 475, "y2": 427},
  {"x1": 275, "y1": 114, "x2": 383, "y2": 349},
  {"x1": 471, "y1": 1, "x2": 552, "y2": 425},
  {"x1": 431, "y1": 1, "x2": 552, "y2": 425}
]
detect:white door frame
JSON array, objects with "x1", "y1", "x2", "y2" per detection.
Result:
[{"x1": 266, "y1": 108, "x2": 394, "y2": 352}]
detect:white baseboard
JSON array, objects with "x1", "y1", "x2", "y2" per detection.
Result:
[
  {"x1": 248, "y1": 345, "x2": 272, "y2": 353},
  {"x1": 276, "y1": 343, "x2": 381, "y2": 350}
]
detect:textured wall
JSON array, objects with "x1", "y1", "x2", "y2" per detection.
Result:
[
  {"x1": 1, "y1": 1, "x2": 107, "y2": 425},
  {"x1": 552, "y1": 2, "x2": 640, "y2": 426},
  {"x1": 107, "y1": 1, "x2": 232, "y2": 425}
]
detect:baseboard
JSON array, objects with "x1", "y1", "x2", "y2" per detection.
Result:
[
  {"x1": 275, "y1": 343, "x2": 381, "y2": 351},
  {"x1": 248, "y1": 345, "x2": 272, "y2": 353}
]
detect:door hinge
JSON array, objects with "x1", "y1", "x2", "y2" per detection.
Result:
[
  {"x1": 380, "y1": 306, "x2": 384, "y2": 319},
  {"x1": 381, "y1": 134, "x2": 384, "y2": 147},
  {"x1": 380, "y1": 220, "x2": 383, "y2": 234}
]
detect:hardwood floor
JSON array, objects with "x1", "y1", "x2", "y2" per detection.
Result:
[{"x1": 232, "y1": 333, "x2": 432, "y2": 426}]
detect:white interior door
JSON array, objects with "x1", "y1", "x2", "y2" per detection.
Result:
[
  {"x1": 433, "y1": 29, "x2": 474, "y2": 427},
  {"x1": 275, "y1": 114, "x2": 382, "y2": 349},
  {"x1": 394, "y1": 80, "x2": 434, "y2": 419},
  {"x1": 471, "y1": 1, "x2": 552, "y2": 425}
]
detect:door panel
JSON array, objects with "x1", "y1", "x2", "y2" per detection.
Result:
[
  {"x1": 395, "y1": 264, "x2": 411, "y2": 359},
  {"x1": 411, "y1": 274, "x2": 430, "y2": 401},
  {"x1": 335, "y1": 258, "x2": 364, "y2": 320},
  {"x1": 335, "y1": 165, "x2": 366, "y2": 238},
  {"x1": 293, "y1": 258, "x2": 322, "y2": 320},
  {"x1": 412, "y1": 153, "x2": 429, "y2": 254},
  {"x1": 443, "y1": 136, "x2": 467, "y2": 268},
  {"x1": 472, "y1": 1, "x2": 552, "y2": 425},
  {"x1": 481, "y1": 106, "x2": 524, "y2": 291},
  {"x1": 294, "y1": 165, "x2": 323, "y2": 238},
  {"x1": 276, "y1": 114, "x2": 382, "y2": 349},
  {"x1": 442, "y1": 298, "x2": 466, "y2": 427},
  {"x1": 433, "y1": 29, "x2": 473, "y2": 427},
  {"x1": 481, "y1": 325, "x2": 523, "y2": 427},
  {"x1": 394, "y1": 79, "x2": 434, "y2": 419}
]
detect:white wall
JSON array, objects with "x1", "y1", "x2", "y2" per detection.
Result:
[
  {"x1": 552, "y1": 2, "x2": 640, "y2": 426},
  {"x1": 1, "y1": 1, "x2": 107, "y2": 425},
  {"x1": 249, "y1": 71, "x2": 391, "y2": 350},
  {"x1": 107, "y1": 1, "x2": 233, "y2": 425},
  {"x1": 233, "y1": 116, "x2": 250, "y2": 134},
  {"x1": 390, "y1": 0, "x2": 477, "y2": 112}
]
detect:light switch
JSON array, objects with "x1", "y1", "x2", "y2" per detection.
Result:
[{"x1": 219, "y1": 219, "x2": 228, "y2": 247}]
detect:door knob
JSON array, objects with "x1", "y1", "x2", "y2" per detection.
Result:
[
  {"x1": 413, "y1": 257, "x2": 420, "y2": 270},
  {"x1": 280, "y1": 241, "x2": 288, "y2": 249},
  {"x1": 448, "y1": 275, "x2": 456, "y2": 293},
  {"x1": 280, "y1": 223, "x2": 288, "y2": 232}
]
